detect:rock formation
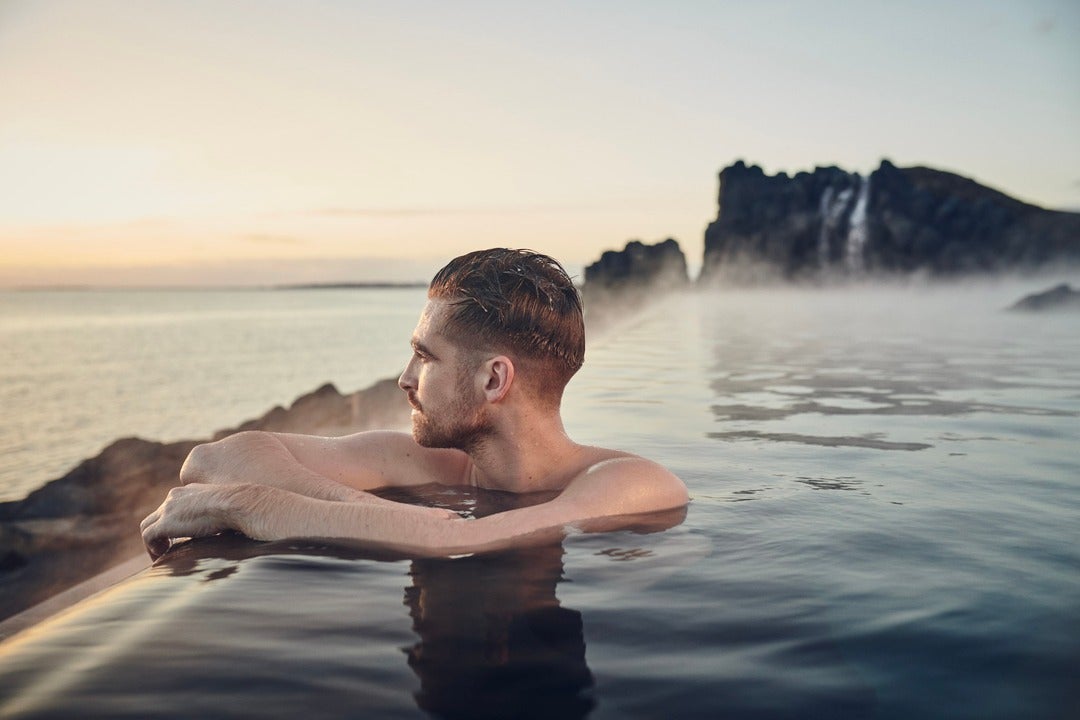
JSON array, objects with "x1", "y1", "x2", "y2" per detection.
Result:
[
  {"x1": 0, "y1": 379, "x2": 411, "y2": 622},
  {"x1": 1008, "y1": 283, "x2": 1080, "y2": 312},
  {"x1": 584, "y1": 238, "x2": 689, "y2": 291},
  {"x1": 581, "y1": 239, "x2": 689, "y2": 323},
  {"x1": 699, "y1": 160, "x2": 1080, "y2": 283}
]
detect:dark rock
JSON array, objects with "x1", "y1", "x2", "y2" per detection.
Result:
[
  {"x1": 215, "y1": 379, "x2": 406, "y2": 439},
  {"x1": 1008, "y1": 283, "x2": 1080, "y2": 312},
  {"x1": 584, "y1": 238, "x2": 688, "y2": 291},
  {"x1": 0, "y1": 438, "x2": 197, "y2": 522},
  {"x1": 582, "y1": 239, "x2": 689, "y2": 322},
  {"x1": 699, "y1": 160, "x2": 1080, "y2": 283}
]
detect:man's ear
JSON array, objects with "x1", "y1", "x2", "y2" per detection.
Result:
[{"x1": 480, "y1": 355, "x2": 515, "y2": 403}]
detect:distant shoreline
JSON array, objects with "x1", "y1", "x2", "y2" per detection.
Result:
[
  {"x1": 3, "y1": 282, "x2": 428, "y2": 292},
  {"x1": 274, "y1": 281, "x2": 428, "y2": 290}
]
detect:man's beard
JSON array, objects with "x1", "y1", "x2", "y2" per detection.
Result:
[{"x1": 411, "y1": 395, "x2": 493, "y2": 452}]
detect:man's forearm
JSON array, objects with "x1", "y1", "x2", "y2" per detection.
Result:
[
  {"x1": 227, "y1": 485, "x2": 570, "y2": 557},
  {"x1": 180, "y1": 432, "x2": 360, "y2": 501},
  {"x1": 141, "y1": 482, "x2": 458, "y2": 559},
  {"x1": 232, "y1": 485, "x2": 458, "y2": 553}
]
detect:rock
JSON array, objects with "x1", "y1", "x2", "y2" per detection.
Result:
[
  {"x1": 0, "y1": 377, "x2": 412, "y2": 622},
  {"x1": 699, "y1": 160, "x2": 1080, "y2": 283},
  {"x1": 1008, "y1": 283, "x2": 1080, "y2": 312},
  {"x1": 215, "y1": 379, "x2": 408, "y2": 439},
  {"x1": 0, "y1": 438, "x2": 197, "y2": 522},
  {"x1": 584, "y1": 238, "x2": 689, "y2": 291},
  {"x1": 582, "y1": 239, "x2": 689, "y2": 323}
]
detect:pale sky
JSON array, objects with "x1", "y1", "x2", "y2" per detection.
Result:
[{"x1": 1, "y1": 0, "x2": 1077, "y2": 286}]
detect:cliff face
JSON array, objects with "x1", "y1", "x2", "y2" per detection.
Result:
[
  {"x1": 584, "y1": 238, "x2": 689, "y2": 291},
  {"x1": 700, "y1": 160, "x2": 1080, "y2": 282},
  {"x1": 582, "y1": 239, "x2": 689, "y2": 324}
]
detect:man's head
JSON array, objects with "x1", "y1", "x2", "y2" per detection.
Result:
[{"x1": 427, "y1": 248, "x2": 585, "y2": 402}]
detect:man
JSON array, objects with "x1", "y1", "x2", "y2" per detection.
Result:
[{"x1": 141, "y1": 248, "x2": 688, "y2": 559}]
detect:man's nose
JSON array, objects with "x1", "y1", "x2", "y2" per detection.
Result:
[{"x1": 398, "y1": 362, "x2": 416, "y2": 392}]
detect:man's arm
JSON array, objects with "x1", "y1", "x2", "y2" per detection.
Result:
[
  {"x1": 141, "y1": 457, "x2": 688, "y2": 559},
  {"x1": 180, "y1": 430, "x2": 471, "y2": 500}
]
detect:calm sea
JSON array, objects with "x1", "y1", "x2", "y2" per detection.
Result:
[
  {"x1": 0, "y1": 287, "x2": 429, "y2": 503},
  {"x1": 1, "y1": 280, "x2": 1078, "y2": 717}
]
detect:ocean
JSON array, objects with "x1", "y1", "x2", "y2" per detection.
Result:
[
  {"x1": 0, "y1": 281, "x2": 1078, "y2": 717},
  {"x1": 0, "y1": 287, "x2": 429, "y2": 503}
]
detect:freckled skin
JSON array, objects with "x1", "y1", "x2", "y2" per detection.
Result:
[{"x1": 141, "y1": 300, "x2": 688, "y2": 559}]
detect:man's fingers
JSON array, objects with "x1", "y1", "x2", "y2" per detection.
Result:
[
  {"x1": 139, "y1": 507, "x2": 160, "y2": 533},
  {"x1": 141, "y1": 521, "x2": 170, "y2": 560},
  {"x1": 139, "y1": 484, "x2": 215, "y2": 559}
]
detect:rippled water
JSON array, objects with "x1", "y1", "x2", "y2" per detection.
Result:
[
  {"x1": 1, "y1": 281, "x2": 1078, "y2": 718},
  {"x1": 566, "y1": 286, "x2": 1080, "y2": 717}
]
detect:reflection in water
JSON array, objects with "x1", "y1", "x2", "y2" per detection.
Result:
[
  {"x1": 381, "y1": 485, "x2": 595, "y2": 719},
  {"x1": 404, "y1": 544, "x2": 594, "y2": 720},
  {"x1": 150, "y1": 533, "x2": 413, "y2": 578},
  {"x1": 386, "y1": 487, "x2": 687, "y2": 719}
]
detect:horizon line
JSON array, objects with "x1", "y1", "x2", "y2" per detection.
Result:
[{"x1": 1, "y1": 280, "x2": 431, "y2": 292}]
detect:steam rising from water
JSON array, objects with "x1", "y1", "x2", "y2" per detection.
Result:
[{"x1": 571, "y1": 274, "x2": 1080, "y2": 481}]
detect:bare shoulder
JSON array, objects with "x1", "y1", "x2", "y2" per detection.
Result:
[{"x1": 563, "y1": 448, "x2": 689, "y2": 515}]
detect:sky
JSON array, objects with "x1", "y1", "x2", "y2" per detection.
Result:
[{"x1": 0, "y1": 0, "x2": 1077, "y2": 286}]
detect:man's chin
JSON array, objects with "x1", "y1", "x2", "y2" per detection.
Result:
[
  {"x1": 410, "y1": 419, "x2": 441, "y2": 449},
  {"x1": 410, "y1": 410, "x2": 489, "y2": 451},
  {"x1": 410, "y1": 419, "x2": 426, "y2": 446}
]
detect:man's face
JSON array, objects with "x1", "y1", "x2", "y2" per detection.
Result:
[{"x1": 398, "y1": 300, "x2": 493, "y2": 450}]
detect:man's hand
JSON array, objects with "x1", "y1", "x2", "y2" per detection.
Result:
[{"x1": 140, "y1": 483, "x2": 243, "y2": 560}]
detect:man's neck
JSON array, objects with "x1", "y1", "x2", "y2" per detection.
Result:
[{"x1": 466, "y1": 418, "x2": 584, "y2": 494}]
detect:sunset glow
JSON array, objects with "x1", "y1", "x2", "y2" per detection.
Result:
[{"x1": 1, "y1": 0, "x2": 1077, "y2": 286}]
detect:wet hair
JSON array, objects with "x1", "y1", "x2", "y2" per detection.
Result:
[{"x1": 429, "y1": 248, "x2": 585, "y2": 398}]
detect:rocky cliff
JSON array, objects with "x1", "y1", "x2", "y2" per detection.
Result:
[
  {"x1": 699, "y1": 160, "x2": 1080, "y2": 282},
  {"x1": 582, "y1": 239, "x2": 689, "y2": 323},
  {"x1": 584, "y1": 238, "x2": 689, "y2": 291}
]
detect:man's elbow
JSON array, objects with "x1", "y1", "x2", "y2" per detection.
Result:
[
  {"x1": 179, "y1": 432, "x2": 251, "y2": 484},
  {"x1": 179, "y1": 441, "x2": 215, "y2": 485}
]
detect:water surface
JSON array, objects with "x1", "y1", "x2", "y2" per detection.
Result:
[
  {"x1": 1, "y1": 282, "x2": 1078, "y2": 718},
  {"x1": 0, "y1": 287, "x2": 427, "y2": 501}
]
